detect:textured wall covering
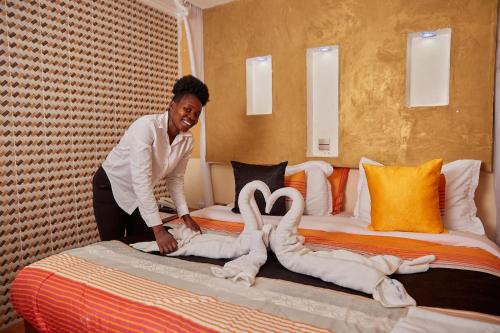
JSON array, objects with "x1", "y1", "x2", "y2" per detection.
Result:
[
  {"x1": 204, "y1": 0, "x2": 497, "y2": 170},
  {"x1": 0, "y1": 0, "x2": 178, "y2": 328}
]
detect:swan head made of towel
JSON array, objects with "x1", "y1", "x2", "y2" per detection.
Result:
[
  {"x1": 265, "y1": 186, "x2": 305, "y2": 231},
  {"x1": 238, "y1": 180, "x2": 272, "y2": 231}
]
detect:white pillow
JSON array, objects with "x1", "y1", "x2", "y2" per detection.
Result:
[
  {"x1": 441, "y1": 160, "x2": 484, "y2": 234},
  {"x1": 353, "y1": 157, "x2": 485, "y2": 235},
  {"x1": 353, "y1": 157, "x2": 382, "y2": 222},
  {"x1": 285, "y1": 160, "x2": 333, "y2": 176},
  {"x1": 286, "y1": 162, "x2": 332, "y2": 216}
]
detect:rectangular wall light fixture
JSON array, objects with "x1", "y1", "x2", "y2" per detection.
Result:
[
  {"x1": 306, "y1": 45, "x2": 339, "y2": 157},
  {"x1": 406, "y1": 28, "x2": 452, "y2": 107},
  {"x1": 246, "y1": 55, "x2": 272, "y2": 115}
]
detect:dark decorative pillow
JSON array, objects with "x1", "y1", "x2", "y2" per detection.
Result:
[{"x1": 231, "y1": 161, "x2": 288, "y2": 216}]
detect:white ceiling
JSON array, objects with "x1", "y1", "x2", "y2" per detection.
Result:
[
  {"x1": 140, "y1": 0, "x2": 235, "y2": 15},
  {"x1": 188, "y1": 0, "x2": 235, "y2": 9}
]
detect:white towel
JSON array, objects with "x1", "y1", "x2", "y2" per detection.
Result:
[
  {"x1": 266, "y1": 186, "x2": 435, "y2": 308},
  {"x1": 131, "y1": 181, "x2": 273, "y2": 286},
  {"x1": 211, "y1": 224, "x2": 272, "y2": 287}
]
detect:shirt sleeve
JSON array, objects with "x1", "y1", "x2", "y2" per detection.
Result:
[
  {"x1": 166, "y1": 139, "x2": 193, "y2": 217},
  {"x1": 129, "y1": 119, "x2": 163, "y2": 227}
]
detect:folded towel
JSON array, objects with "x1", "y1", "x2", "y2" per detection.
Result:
[
  {"x1": 131, "y1": 181, "x2": 273, "y2": 286},
  {"x1": 211, "y1": 224, "x2": 272, "y2": 287},
  {"x1": 266, "y1": 187, "x2": 435, "y2": 308}
]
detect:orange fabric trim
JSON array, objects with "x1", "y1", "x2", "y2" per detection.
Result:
[
  {"x1": 327, "y1": 167, "x2": 350, "y2": 215},
  {"x1": 189, "y1": 217, "x2": 500, "y2": 274},
  {"x1": 284, "y1": 170, "x2": 307, "y2": 198},
  {"x1": 438, "y1": 173, "x2": 446, "y2": 216},
  {"x1": 12, "y1": 268, "x2": 214, "y2": 333}
]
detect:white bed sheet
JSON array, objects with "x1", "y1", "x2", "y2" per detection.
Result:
[{"x1": 191, "y1": 205, "x2": 500, "y2": 259}]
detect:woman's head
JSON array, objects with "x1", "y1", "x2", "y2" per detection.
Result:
[
  {"x1": 172, "y1": 75, "x2": 209, "y2": 106},
  {"x1": 168, "y1": 75, "x2": 209, "y2": 136}
]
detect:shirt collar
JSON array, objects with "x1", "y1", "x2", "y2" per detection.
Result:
[{"x1": 159, "y1": 112, "x2": 193, "y2": 139}]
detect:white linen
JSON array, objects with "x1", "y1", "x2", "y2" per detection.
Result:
[
  {"x1": 191, "y1": 205, "x2": 500, "y2": 259},
  {"x1": 103, "y1": 112, "x2": 192, "y2": 227},
  {"x1": 265, "y1": 187, "x2": 434, "y2": 308},
  {"x1": 353, "y1": 156, "x2": 382, "y2": 221},
  {"x1": 132, "y1": 181, "x2": 273, "y2": 286},
  {"x1": 130, "y1": 224, "x2": 253, "y2": 258},
  {"x1": 285, "y1": 160, "x2": 333, "y2": 176},
  {"x1": 211, "y1": 225, "x2": 271, "y2": 287},
  {"x1": 286, "y1": 162, "x2": 333, "y2": 216},
  {"x1": 391, "y1": 307, "x2": 500, "y2": 333},
  {"x1": 441, "y1": 160, "x2": 484, "y2": 234}
]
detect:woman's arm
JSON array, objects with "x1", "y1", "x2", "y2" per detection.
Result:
[
  {"x1": 129, "y1": 119, "x2": 164, "y2": 228},
  {"x1": 166, "y1": 140, "x2": 201, "y2": 232}
]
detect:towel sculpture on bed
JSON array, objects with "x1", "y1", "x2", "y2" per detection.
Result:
[
  {"x1": 132, "y1": 181, "x2": 435, "y2": 307},
  {"x1": 131, "y1": 181, "x2": 272, "y2": 286},
  {"x1": 265, "y1": 186, "x2": 436, "y2": 308}
]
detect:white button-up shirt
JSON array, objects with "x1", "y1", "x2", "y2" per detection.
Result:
[{"x1": 102, "y1": 112, "x2": 192, "y2": 227}]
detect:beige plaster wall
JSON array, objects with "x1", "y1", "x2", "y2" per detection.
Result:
[{"x1": 203, "y1": 0, "x2": 497, "y2": 171}]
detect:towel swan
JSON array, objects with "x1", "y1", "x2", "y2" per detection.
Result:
[
  {"x1": 131, "y1": 180, "x2": 272, "y2": 286},
  {"x1": 210, "y1": 180, "x2": 272, "y2": 286},
  {"x1": 266, "y1": 186, "x2": 435, "y2": 308}
]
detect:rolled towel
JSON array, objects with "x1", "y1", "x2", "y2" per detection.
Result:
[
  {"x1": 373, "y1": 278, "x2": 416, "y2": 308},
  {"x1": 211, "y1": 226, "x2": 271, "y2": 287},
  {"x1": 396, "y1": 255, "x2": 435, "y2": 274}
]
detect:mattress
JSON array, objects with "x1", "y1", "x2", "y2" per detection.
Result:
[{"x1": 11, "y1": 206, "x2": 500, "y2": 332}]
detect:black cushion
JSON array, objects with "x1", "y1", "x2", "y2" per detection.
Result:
[{"x1": 231, "y1": 161, "x2": 288, "y2": 216}]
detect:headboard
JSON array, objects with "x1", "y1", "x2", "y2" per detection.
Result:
[{"x1": 209, "y1": 163, "x2": 497, "y2": 241}]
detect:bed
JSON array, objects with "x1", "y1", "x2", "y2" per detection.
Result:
[{"x1": 11, "y1": 205, "x2": 500, "y2": 333}]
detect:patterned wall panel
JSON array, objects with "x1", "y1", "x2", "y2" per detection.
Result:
[
  {"x1": 38, "y1": 0, "x2": 80, "y2": 253},
  {"x1": 0, "y1": 0, "x2": 178, "y2": 328},
  {"x1": 6, "y1": 0, "x2": 53, "y2": 265},
  {"x1": 0, "y1": 0, "x2": 22, "y2": 326}
]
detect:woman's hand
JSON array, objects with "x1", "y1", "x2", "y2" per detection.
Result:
[
  {"x1": 152, "y1": 225, "x2": 178, "y2": 254},
  {"x1": 181, "y1": 214, "x2": 201, "y2": 232}
]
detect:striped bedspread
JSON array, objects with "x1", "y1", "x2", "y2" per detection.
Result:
[
  {"x1": 12, "y1": 241, "x2": 411, "y2": 333},
  {"x1": 11, "y1": 216, "x2": 500, "y2": 333},
  {"x1": 188, "y1": 217, "x2": 500, "y2": 277},
  {"x1": 12, "y1": 254, "x2": 329, "y2": 333}
]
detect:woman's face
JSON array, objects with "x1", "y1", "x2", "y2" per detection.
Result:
[{"x1": 168, "y1": 94, "x2": 202, "y2": 134}]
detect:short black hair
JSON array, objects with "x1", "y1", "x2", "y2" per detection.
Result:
[{"x1": 172, "y1": 75, "x2": 209, "y2": 106}]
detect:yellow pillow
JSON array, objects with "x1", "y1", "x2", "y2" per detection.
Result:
[{"x1": 363, "y1": 159, "x2": 444, "y2": 233}]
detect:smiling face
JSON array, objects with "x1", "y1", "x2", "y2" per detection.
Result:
[{"x1": 167, "y1": 93, "x2": 202, "y2": 139}]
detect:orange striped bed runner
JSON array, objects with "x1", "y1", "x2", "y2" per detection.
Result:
[
  {"x1": 187, "y1": 217, "x2": 500, "y2": 277},
  {"x1": 11, "y1": 253, "x2": 331, "y2": 333}
]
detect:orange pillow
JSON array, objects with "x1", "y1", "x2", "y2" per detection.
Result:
[
  {"x1": 327, "y1": 167, "x2": 350, "y2": 215},
  {"x1": 363, "y1": 159, "x2": 444, "y2": 233},
  {"x1": 438, "y1": 174, "x2": 446, "y2": 216},
  {"x1": 284, "y1": 170, "x2": 307, "y2": 198}
]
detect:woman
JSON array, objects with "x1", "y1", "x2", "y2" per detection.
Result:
[{"x1": 93, "y1": 75, "x2": 209, "y2": 254}]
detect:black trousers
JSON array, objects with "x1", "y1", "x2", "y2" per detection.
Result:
[{"x1": 92, "y1": 166, "x2": 157, "y2": 244}]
